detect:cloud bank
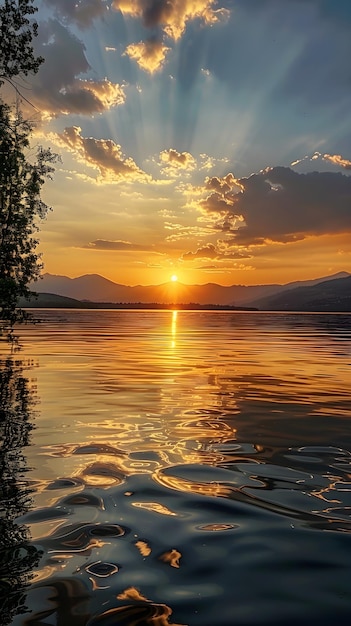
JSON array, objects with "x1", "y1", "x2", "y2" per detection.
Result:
[{"x1": 197, "y1": 167, "x2": 351, "y2": 245}]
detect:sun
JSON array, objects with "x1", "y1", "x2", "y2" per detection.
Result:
[{"x1": 171, "y1": 274, "x2": 178, "y2": 282}]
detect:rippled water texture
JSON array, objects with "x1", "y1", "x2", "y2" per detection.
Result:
[{"x1": 2, "y1": 311, "x2": 351, "y2": 625}]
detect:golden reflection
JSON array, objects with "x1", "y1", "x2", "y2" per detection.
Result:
[
  {"x1": 159, "y1": 549, "x2": 182, "y2": 568},
  {"x1": 89, "y1": 577, "x2": 110, "y2": 591},
  {"x1": 135, "y1": 540, "x2": 152, "y2": 557},
  {"x1": 30, "y1": 518, "x2": 69, "y2": 541},
  {"x1": 50, "y1": 538, "x2": 105, "y2": 553},
  {"x1": 78, "y1": 461, "x2": 126, "y2": 487},
  {"x1": 311, "y1": 476, "x2": 342, "y2": 505},
  {"x1": 154, "y1": 471, "x2": 233, "y2": 498},
  {"x1": 92, "y1": 603, "x2": 186, "y2": 626},
  {"x1": 32, "y1": 563, "x2": 66, "y2": 583},
  {"x1": 117, "y1": 586, "x2": 151, "y2": 602},
  {"x1": 132, "y1": 502, "x2": 177, "y2": 516},
  {"x1": 199, "y1": 523, "x2": 236, "y2": 531},
  {"x1": 171, "y1": 310, "x2": 177, "y2": 348},
  {"x1": 86, "y1": 561, "x2": 119, "y2": 577}
]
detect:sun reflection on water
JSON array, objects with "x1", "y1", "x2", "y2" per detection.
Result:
[
  {"x1": 6, "y1": 311, "x2": 351, "y2": 625},
  {"x1": 171, "y1": 310, "x2": 177, "y2": 349}
]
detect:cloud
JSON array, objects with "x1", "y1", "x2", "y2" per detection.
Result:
[
  {"x1": 112, "y1": 0, "x2": 230, "y2": 40},
  {"x1": 205, "y1": 173, "x2": 244, "y2": 195},
  {"x1": 182, "y1": 243, "x2": 218, "y2": 260},
  {"x1": 291, "y1": 152, "x2": 351, "y2": 172},
  {"x1": 32, "y1": 20, "x2": 125, "y2": 117},
  {"x1": 323, "y1": 154, "x2": 351, "y2": 170},
  {"x1": 198, "y1": 166, "x2": 351, "y2": 245},
  {"x1": 86, "y1": 239, "x2": 156, "y2": 251},
  {"x1": 124, "y1": 39, "x2": 170, "y2": 73},
  {"x1": 43, "y1": 0, "x2": 107, "y2": 28},
  {"x1": 198, "y1": 263, "x2": 255, "y2": 273},
  {"x1": 159, "y1": 148, "x2": 196, "y2": 175},
  {"x1": 113, "y1": 0, "x2": 229, "y2": 71},
  {"x1": 164, "y1": 223, "x2": 211, "y2": 242},
  {"x1": 53, "y1": 126, "x2": 151, "y2": 183},
  {"x1": 182, "y1": 242, "x2": 250, "y2": 261},
  {"x1": 199, "y1": 153, "x2": 229, "y2": 171}
]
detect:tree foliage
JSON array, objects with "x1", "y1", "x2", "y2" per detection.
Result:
[
  {"x1": 0, "y1": 0, "x2": 57, "y2": 337},
  {"x1": 0, "y1": 0, "x2": 43, "y2": 82},
  {"x1": 0, "y1": 103, "x2": 57, "y2": 330}
]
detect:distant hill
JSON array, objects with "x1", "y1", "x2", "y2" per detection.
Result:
[
  {"x1": 249, "y1": 275, "x2": 351, "y2": 311},
  {"x1": 31, "y1": 271, "x2": 350, "y2": 307},
  {"x1": 18, "y1": 292, "x2": 92, "y2": 308},
  {"x1": 19, "y1": 293, "x2": 256, "y2": 311}
]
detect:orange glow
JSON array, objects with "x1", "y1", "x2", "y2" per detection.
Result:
[
  {"x1": 117, "y1": 586, "x2": 151, "y2": 601},
  {"x1": 159, "y1": 548, "x2": 182, "y2": 568}
]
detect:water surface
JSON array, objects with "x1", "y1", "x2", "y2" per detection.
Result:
[{"x1": 2, "y1": 311, "x2": 351, "y2": 625}]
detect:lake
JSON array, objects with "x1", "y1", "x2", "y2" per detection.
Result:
[{"x1": 1, "y1": 310, "x2": 351, "y2": 625}]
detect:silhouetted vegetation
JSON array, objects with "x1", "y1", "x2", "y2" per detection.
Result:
[
  {"x1": 0, "y1": 357, "x2": 41, "y2": 625},
  {"x1": 0, "y1": 0, "x2": 57, "y2": 339}
]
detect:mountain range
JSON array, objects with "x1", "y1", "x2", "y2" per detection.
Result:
[{"x1": 25, "y1": 270, "x2": 351, "y2": 311}]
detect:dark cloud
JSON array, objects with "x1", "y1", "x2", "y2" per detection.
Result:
[
  {"x1": 205, "y1": 173, "x2": 242, "y2": 194},
  {"x1": 32, "y1": 20, "x2": 125, "y2": 116},
  {"x1": 199, "y1": 167, "x2": 351, "y2": 245},
  {"x1": 44, "y1": 0, "x2": 107, "y2": 28},
  {"x1": 87, "y1": 239, "x2": 153, "y2": 250}
]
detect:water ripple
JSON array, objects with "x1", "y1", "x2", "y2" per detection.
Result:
[{"x1": 7, "y1": 311, "x2": 351, "y2": 625}]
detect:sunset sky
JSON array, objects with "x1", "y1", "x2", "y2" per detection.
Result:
[{"x1": 12, "y1": 0, "x2": 351, "y2": 286}]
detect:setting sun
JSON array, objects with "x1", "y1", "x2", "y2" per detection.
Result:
[{"x1": 171, "y1": 275, "x2": 178, "y2": 282}]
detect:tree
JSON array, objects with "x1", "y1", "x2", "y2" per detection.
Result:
[
  {"x1": 0, "y1": 356, "x2": 41, "y2": 625},
  {"x1": 0, "y1": 1, "x2": 57, "y2": 338},
  {"x1": 0, "y1": 0, "x2": 43, "y2": 81},
  {"x1": 0, "y1": 103, "x2": 57, "y2": 330}
]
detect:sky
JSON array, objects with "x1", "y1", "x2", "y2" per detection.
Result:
[{"x1": 9, "y1": 0, "x2": 351, "y2": 286}]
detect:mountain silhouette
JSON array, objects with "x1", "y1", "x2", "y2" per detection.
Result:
[
  {"x1": 30, "y1": 271, "x2": 350, "y2": 307},
  {"x1": 248, "y1": 274, "x2": 351, "y2": 311}
]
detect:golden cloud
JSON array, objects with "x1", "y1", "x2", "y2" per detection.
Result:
[
  {"x1": 52, "y1": 126, "x2": 151, "y2": 183},
  {"x1": 113, "y1": 0, "x2": 229, "y2": 40},
  {"x1": 323, "y1": 153, "x2": 351, "y2": 170},
  {"x1": 182, "y1": 241, "x2": 251, "y2": 261},
  {"x1": 164, "y1": 223, "x2": 211, "y2": 242},
  {"x1": 41, "y1": 78, "x2": 125, "y2": 117},
  {"x1": 159, "y1": 148, "x2": 196, "y2": 175},
  {"x1": 124, "y1": 39, "x2": 170, "y2": 73}
]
